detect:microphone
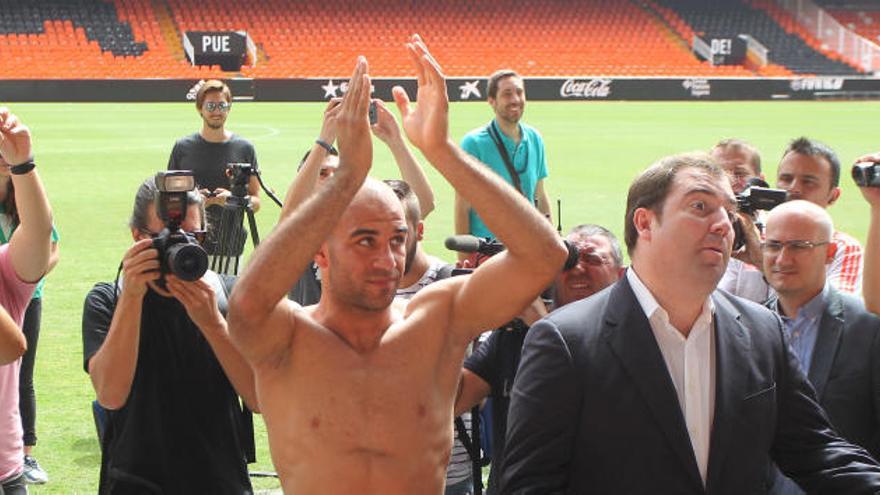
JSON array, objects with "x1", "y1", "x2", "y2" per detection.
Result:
[{"x1": 444, "y1": 235, "x2": 505, "y2": 256}]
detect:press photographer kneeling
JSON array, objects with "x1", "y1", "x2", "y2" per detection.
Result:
[{"x1": 82, "y1": 171, "x2": 256, "y2": 495}]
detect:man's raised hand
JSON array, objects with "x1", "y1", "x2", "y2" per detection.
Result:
[
  {"x1": 394, "y1": 34, "x2": 451, "y2": 157},
  {"x1": 335, "y1": 57, "x2": 373, "y2": 178}
]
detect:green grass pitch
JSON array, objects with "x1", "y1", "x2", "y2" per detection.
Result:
[{"x1": 8, "y1": 99, "x2": 878, "y2": 493}]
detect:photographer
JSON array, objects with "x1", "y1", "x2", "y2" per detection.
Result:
[
  {"x1": 454, "y1": 224, "x2": 624, "y2": 494},
  {"x1": 0, "y1": 107, "x2": 53, "y2": 495},
  {"x1": 712, "y1": 139, "x2": 772, "y2": 303},
  {"x1": 82, "y1": 177, "x2": 256, "y2": 494},
  {"x1": 853, "y1": 153, "x2": 880, "y2": 314},
  {"x1": 168, "y1": 80, "x2": 260, "y2": 273}
]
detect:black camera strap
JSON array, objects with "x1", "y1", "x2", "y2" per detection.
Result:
[{"x1": 487, "y1": 122, "x2": 526, "y2": 198}]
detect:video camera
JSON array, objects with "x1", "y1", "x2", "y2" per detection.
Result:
[
  {"x1": 226, "y1": 162, "x2": 255, "y2": 198},
  {"x1": 736, "y1": 178, "x2": 787, "y2": 216},
  {"x1": 445, "y1": 235, "x2": 581, "y2": 272},
  {"x1": 152, "y1": 171, "x2": 209, "y2": 282},
  {"x1": 732, "y1": 177, "x2": 787, "y2": 251},
  {"x1": 853, "y1": 163, "x2": 880, "y2": 188}
]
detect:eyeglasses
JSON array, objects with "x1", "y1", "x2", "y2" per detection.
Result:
[
  {"x1": 203, "y1": 101, "x2": 230, "y2": 113},
  {"x1": 760, "y1": 239, "x2": 829, "y2": 254}
]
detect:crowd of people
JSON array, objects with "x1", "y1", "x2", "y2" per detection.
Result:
[{"x1": 0, "y1": 34, "x2": 880, "y2": 494}]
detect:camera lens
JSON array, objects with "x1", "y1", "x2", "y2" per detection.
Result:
[{"x1": 166, "y1": 243, "x2": 208, "y2": 281}]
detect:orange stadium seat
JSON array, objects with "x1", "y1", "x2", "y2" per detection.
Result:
[{"x1": 0, "y1": 0, "x2": 850, "y2": 79}]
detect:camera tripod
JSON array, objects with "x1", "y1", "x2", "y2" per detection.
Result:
[{"x1": 209, "y1": 193, "x2": 259, "y2": 276}]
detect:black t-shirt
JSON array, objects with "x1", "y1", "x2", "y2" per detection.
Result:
[
  {"x1": 82, "y1": 281, "x2": 252, "y2": 495},
  {"x1": 463, "y1": 319, "x2": 529, "y2": 494},
  {"x1": 167, "y1": 133, "x2": 258, "y2": 191},
  {"x1": 167, "y1": 133, "x2": 258, "y2": 257}
]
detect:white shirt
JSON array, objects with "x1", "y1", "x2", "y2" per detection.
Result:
[{"x1": 627, "y1": 269, "x2": 716, "y2": 485}]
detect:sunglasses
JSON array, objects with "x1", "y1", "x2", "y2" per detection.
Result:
[{"x1": 203, "y1": 101, "x2": 230, "y2": 113}]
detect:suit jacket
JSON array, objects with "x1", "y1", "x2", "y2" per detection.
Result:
[
  {"x1": 768, "y1": 288, "x2": 880, "y2": 495},
  {"x1": 498, "y1": 276, "x2": 880, "y2": 495}
]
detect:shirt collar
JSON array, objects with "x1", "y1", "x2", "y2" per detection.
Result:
[
  {"x1": 793, "y1": 284, "x2": 828, "y2": 321},
  {"x1": 492, "y1": 119, "x2": 524, "y2": 145},
  {"x1": 626, "y1": 268, "x2": 714, "y2": 337}
]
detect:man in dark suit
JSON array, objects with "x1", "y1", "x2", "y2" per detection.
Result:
[
  {"x1": 760, "y1": 200, "x2": 880, "y2": 494},
  {"x1": 499, "y1": 153, "x2": 880, "y2": 494}
]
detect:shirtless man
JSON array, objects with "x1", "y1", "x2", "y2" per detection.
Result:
[{"x1": 228, "y1": 36, "x2": 567, "y2": 494}]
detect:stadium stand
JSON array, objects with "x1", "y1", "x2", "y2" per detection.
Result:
[
  {"x1": 0, "y1": 0, "x2": 867, "y2": 79},
  {"x1": 653, "y1": 0, "x2": 863, "y2": 75},
  {"x1": 821, "y1": 2, "x2": 880, "y2": 46}
]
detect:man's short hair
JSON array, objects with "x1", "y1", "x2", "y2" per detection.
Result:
[
  {"x1": 298, "y1": 148, "x2": 339, "y2": 171},
  {"x1": 487, "y1": 69, "x2": 521, "y2": 100},
  {"x1": 568, "y1": 224, "x2": 623, "y2": 267},
  {"x1": 383, "y1": 179, "x2": 421, "y2": 226},
  {"x1": 624, "y1": 152, "x2": 725, "y2": 255},
  {"x1": 782, "y1": 137, "x2": 841, "y2": 188},
  {"x1": 129, "y1": 177, "x2": 206, "y2": 232},
  {"x1": 195, "y1": 79, "x2": 232, "y2": 110},
  {"x1": 713, "y1": 138, "x2": 762, "y2": 175}
]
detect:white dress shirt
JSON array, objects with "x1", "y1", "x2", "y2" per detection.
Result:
[{"x1": 627, "y1": 268, "x2": 716, "y2": 485}]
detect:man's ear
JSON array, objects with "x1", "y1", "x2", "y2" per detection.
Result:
[
  {"x1": 827, "y1": 186, "x2": 841, "y2": 206},
  {"x1": 131, "y1": 227, "x2": 144, "y2": 242},
  {"x1": 416, "y1": 221, "x2": 425, "y2": 242},
  {"x1": 824, "y1": 241, "x2": 837, "y2": 265},
  {"x1": 632, "y1": 208, "x2": 653, "y2": 243},
  {"x1": 314, "y1": 243, "x2": 329, "y2": 270}
]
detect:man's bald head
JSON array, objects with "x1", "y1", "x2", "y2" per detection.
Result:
[{"x1": 765, "y1": 200, "x2": 833, "y2": 240}]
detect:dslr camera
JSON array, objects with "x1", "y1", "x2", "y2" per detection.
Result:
[
  {"x1": 733, "y1": 178, "x2": 788, "y2": 251},
  {"x1": 152, "y1": 171, "x2": 209, "y2": 282},
  {"x1": 853, "y1": 163, "x2": 880, "y2": 188}
]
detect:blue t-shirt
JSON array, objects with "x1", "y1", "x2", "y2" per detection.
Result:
[{"x1": 460, "y1": 120, "x2": 548, "y2": 239}]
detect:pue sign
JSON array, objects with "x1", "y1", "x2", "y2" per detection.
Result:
[{"x1": 183, "y1": 31, "x2": 252, "y2": 72}]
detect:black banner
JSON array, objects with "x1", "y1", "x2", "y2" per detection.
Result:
[
  {"x1": 183, "y1": 31, "x2": 248, "y2": 72},
  {"x1": 2, "y1": 76, "x2": 880, "y2": 102}
]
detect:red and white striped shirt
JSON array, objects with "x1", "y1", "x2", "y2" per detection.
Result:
[{"x1": 828, "y1": 230, "x2": 863, "y2": 295}]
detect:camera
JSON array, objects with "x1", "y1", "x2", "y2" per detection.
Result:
[
  {"x1": 853, "y1": 163, "x2": 880, "y2": 188},
  {"x1": 152, "y1": 171, "x2": 209, "y2": 282},
  {"x1": 225, "y1": 162, "x2": 254, "y2": 198},
  {"x1": 732, "y1": 178, "x2": 788, "y2": 251},
  {"x1": 736, "y1": 179, "x2": 787, "y2": 216}
]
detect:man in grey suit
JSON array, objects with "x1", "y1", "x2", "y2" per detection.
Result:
[
  {"x1": 499, "y1": 153, "x2": 880, "y2": 494},
  {"x1": 761, "y1": 200, "x2": 880, "y2": 494}
]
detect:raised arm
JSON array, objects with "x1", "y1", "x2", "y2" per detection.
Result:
[
  {"x1": 0, "y1": 108, "x2": 52, "y2": 283},
  {"x1": 279, "y1": 99, "x2": 342, "y2": 220},
  {"x1": 371, "y1": 99, "x2": 435, "y2": 218},
  {"x1": 395, "y1": 35, "x2": 567, "y2": 337},
  {"x1": 0, "y1": 303, "x2": 25, "y2": 365},
  {"x1": 853, "y1": 154, "x2": 880, "y2": 314},
  {"x1": 86, "y1": 239, "x2": 157, "y2": 410},
  {"x1": 229, "y1": 58, "x2": 374, "y2": 365}
]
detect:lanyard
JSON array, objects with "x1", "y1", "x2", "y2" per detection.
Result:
[{"x1": 487, "y1": 122, "x2": 527, "y2": 198}]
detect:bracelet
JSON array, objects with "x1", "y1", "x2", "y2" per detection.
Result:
[
  {"x1": 314, "y1": 139, "x2": 337, "y2": 155},
  {"x1": 10, "y1": 161, "x2": 35, "y2": 175}
]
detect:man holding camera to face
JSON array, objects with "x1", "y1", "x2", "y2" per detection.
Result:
[
  {"x1": 81, "y1": 173, "x2": 256, "y2": 494},
  {"x1": 168, "y1": 80, "x2": 261, "y2": 273}
]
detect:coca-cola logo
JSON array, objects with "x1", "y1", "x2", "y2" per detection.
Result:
[{"x1": 559, "y1": 78, "x2": 612, "y2": 99}]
